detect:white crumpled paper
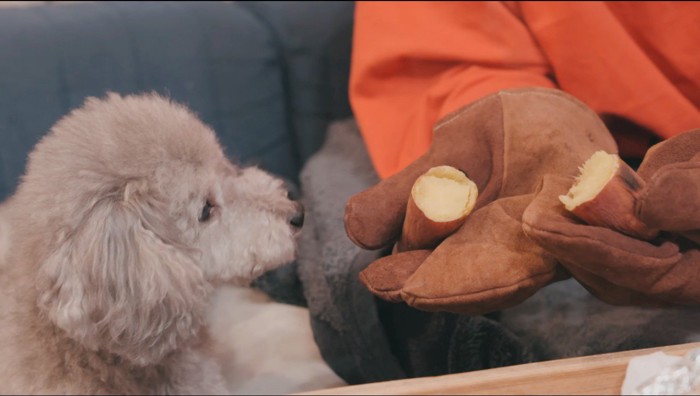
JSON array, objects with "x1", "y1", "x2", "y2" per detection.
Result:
[{"x1": 622, "y1": 348, "x2": 700, "y2": 395}]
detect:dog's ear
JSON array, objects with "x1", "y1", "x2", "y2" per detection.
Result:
[{"x1": 37, "y1": 185, "x2": 210, "y2": 366}]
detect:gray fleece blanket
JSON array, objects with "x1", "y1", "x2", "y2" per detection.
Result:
[{"x1": 254, "y1": 119, "x2": 700, "y2": 385}]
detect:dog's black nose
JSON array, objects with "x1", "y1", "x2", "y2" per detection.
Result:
[{"x1": 289, "y1": 203, "x2": 305, "y2": 228}]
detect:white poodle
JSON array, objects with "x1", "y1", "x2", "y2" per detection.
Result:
[{"x1": 0, "y1": 92, "x2": 308, "y2": 394}]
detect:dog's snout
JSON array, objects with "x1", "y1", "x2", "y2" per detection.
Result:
[{"x1": 289, "y1": 203, "x2": 305, "y2": 229}]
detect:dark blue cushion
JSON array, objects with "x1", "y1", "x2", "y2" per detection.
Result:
[
  {"x1": 0, "y1": 1, "x2": 297, "y2": 200},
  {"x1": 242, "y1": 1, "x2": 355, "y2": 164}
]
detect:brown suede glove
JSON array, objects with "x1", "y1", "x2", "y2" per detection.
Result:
[
  {"x1": 344, "y1": 87, "x2": 618, "y2": 314},
  {"x1": 523, "y1": 129, "x2": 700, "y2": 307}
]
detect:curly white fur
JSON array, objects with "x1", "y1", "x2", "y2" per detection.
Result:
[{"x1": 0, "y1": 92, "x2": 303, "y2": 394}]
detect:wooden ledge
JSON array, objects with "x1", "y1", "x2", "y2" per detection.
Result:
[{"x1": 297, "y1": 342, "x2": 700, "y2": 395}]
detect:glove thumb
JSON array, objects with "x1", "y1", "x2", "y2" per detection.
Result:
[{"x1": 345, "y1": 154, "x2": 435, "y2": 249}]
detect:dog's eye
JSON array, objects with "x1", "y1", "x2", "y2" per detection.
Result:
[{"x1": 199, "y1": 200, "x2": 214, "y2": 222}]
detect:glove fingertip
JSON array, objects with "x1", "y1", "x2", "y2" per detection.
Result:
[
  {"x1": 358, "y1": 269, "x2": 404, "y2": 303},
  {"x1": 358, "y1": 250, "x2": 431, "y2": 302},
  {"x1": 637, "y1": 163, "x2": 700, "y2": 231},
  {"x1": 344, "y1": 195, "x2": 397, "y2": 250}
]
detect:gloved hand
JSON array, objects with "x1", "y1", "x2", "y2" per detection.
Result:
[
  {"x1": 344, "y1": 87, "x2": 618, "y2": 314},
  {"x1": 523, "y1": 129, "x2": 700, "y2": 307}
]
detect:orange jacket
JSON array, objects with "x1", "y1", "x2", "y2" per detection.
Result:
[{"x1": 350, "y1": 1, "x2": 700, "y2": 179}]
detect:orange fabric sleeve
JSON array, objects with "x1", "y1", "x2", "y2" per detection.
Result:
[
  {"x1": 350, "y1": 2, "x2": 700, "y2": 179},
  {"x1": 516, "y1": 2, "x2": 700, "y2": 153},
  {"x1": 350, "y1": 2, "x2": 556, "y2": 179}
]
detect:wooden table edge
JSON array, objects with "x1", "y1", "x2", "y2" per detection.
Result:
[{"x1": 296, "y1": 341, "x2": 700, "y2": 395}]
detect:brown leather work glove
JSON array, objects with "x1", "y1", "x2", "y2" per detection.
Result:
[
  {"x1": 523, "y1": 129, "x2": 700, "y2": 307},
  {"x1": 344, "y1": 87, "x2": 618, "y2": 314}
]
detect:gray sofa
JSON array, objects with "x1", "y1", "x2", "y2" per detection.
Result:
[{"x1": 0, "y1": 1, "x2": 353, "y2": 199}]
